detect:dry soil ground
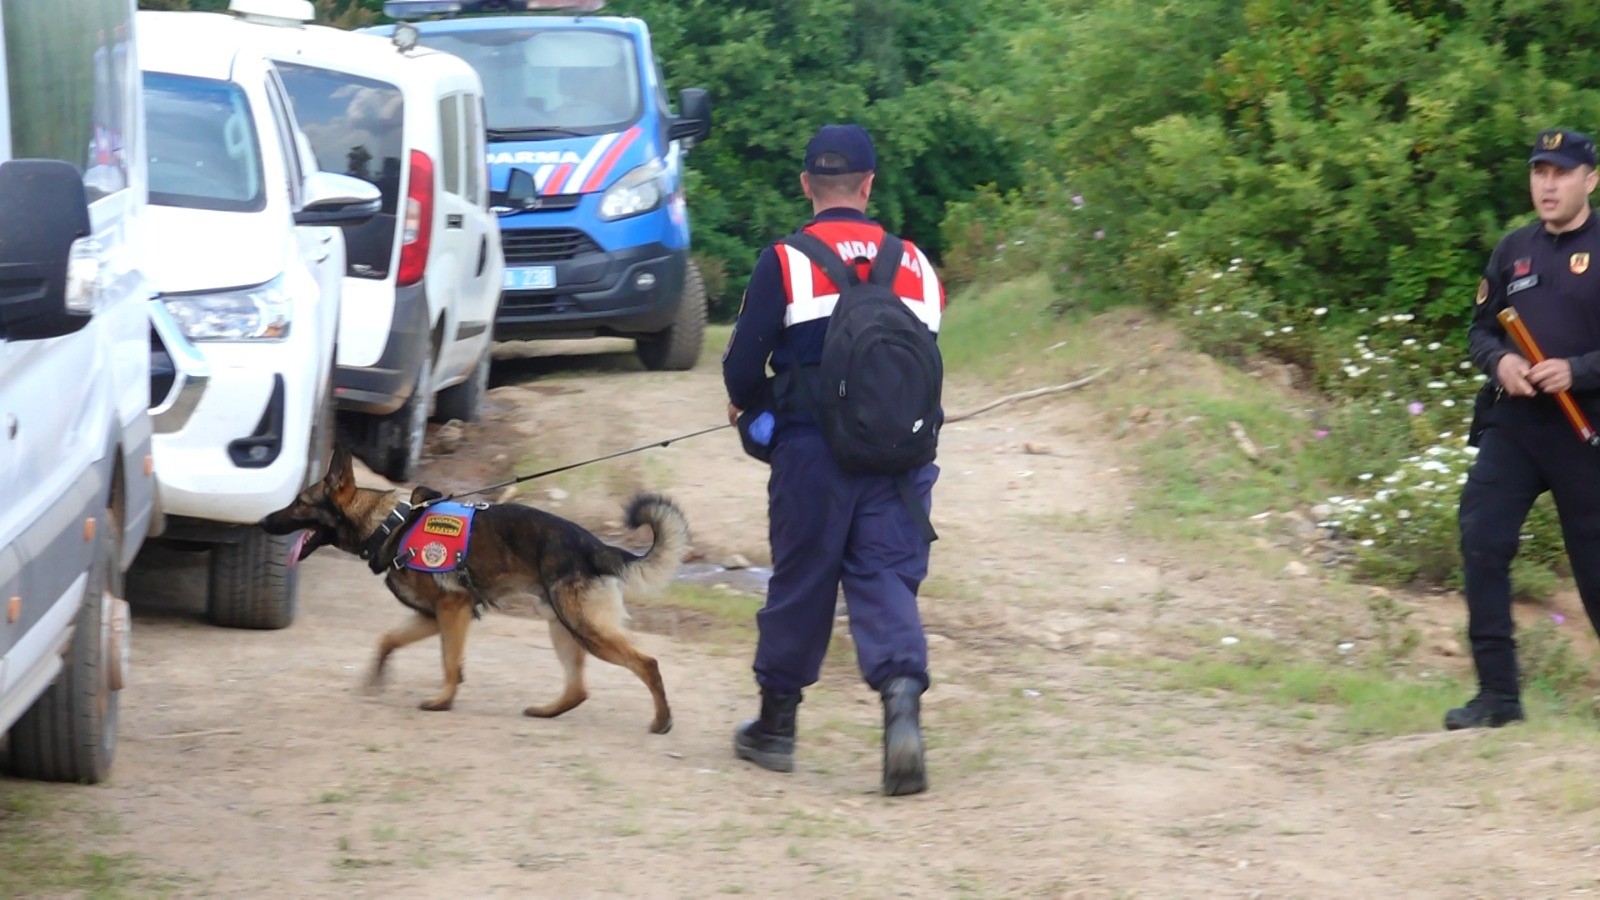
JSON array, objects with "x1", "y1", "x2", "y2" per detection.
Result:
[{"x1": 12, "y1": 336, "x2": 1600, "y2": 898}]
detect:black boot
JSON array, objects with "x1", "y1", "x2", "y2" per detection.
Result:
[
  {"x1": 881, "y1": 676, "x2": 927, "y2": 797},
  {"x1": 734, "y1": 688, "x2": 799, "y2": 773},
  {"x1": 1443, "y1": 691, "x2": 1525, "y2": 731}
]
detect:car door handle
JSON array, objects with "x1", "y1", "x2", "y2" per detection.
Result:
[
  {"x1": 447, "y1": 214, "x2": 464, "y2": 230},
  {"x1": 313, "y1": 251, "x2": 330, "y2": 263},
  {"x1": 476, "y1": 236, "x2": 488, "y2": 277},
  {"x1": 321, "y1": 233, "x2": 333, "y2": 244}
]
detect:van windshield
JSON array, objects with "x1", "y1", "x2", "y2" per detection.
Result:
[
  {"x1": 418, "y1": 28, "x2": 641, "y2": 138},
  {"x1": 143, "y1": 73, "x2": 265, "y2": 213}
]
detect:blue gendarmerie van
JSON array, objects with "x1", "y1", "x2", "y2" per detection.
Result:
[{"x1": 370, "y1": 0, "x2": 713, "y2": 370}]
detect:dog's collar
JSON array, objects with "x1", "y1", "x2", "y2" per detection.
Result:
[{"x1": 360, "y1": 500, "x2": 415, "y2": 574}]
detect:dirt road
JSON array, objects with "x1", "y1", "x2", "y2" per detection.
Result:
[{"x1": 37, "y1": 340, "x2": 1600, "y2": 897}]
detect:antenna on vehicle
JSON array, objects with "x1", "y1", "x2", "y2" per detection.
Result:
[{"x1": 392, "y1": 22, "x2": 421, "y2": 53}]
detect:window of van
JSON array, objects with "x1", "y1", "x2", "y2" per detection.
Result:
[
  {"x1": 439, "y1": 95, "x2": 462, "y2": 197},
  {"x1": 418, "y1": 29, "x2": 640, "y2": 138},
  {"x1": 275, "y1": 63, "x2": 403, "y2": 215},
  {"x1": 275, "y1": 62, "x2": 404, "y2": 281},
  {"x1": 3, "y1": 0, "x2": 136, "y2": 202},
  {"x1": 144, "y1": 73, "x2": 266, "y2": 213}
]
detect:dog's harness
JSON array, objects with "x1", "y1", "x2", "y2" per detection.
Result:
[
  {"x1": 358, "y1": 498, "x2": 492, "y2": 575},
  {"x1": 359, "y1": 501, "x2": 416, "y2": 574},
  {"x1": 393, "y1": 501, "x2": 487, "y2": 573}
]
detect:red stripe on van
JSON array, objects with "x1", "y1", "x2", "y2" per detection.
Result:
[
  {"x1": 580, "y1": 127, "x2": 641, "y2": 194},
  {"x1": 543, "y1": 163, "x2": 575, "y2": 195}
]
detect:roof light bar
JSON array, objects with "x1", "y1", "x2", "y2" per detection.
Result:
[{"x1": 382, "y1": 0, "x2": 603, "y2": 20}]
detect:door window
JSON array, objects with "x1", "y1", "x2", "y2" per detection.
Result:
[
  {"x1": 276, "y1": 62, "x2": 404, "y2": 215},
  {"x1": 438, "y1": 94, "x2": 462, "y2": 198},
  {"x1": 2, "y1": 0, "x2": 136, "y2": 201}
]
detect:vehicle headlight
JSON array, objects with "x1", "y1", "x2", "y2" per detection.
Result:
[
  {"x1": 598, "y1": 159, "x2": 667, "y2": 222},
  {"x1": 160, "y1": 277, "x2": 291, "y2": 342}
]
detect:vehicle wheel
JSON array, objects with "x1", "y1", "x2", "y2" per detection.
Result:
[
  {"x1": 432, "y1": 346, "x2": 490, "y2": 424},
  {"x1": 367, "y1": 350, "x2": 432, "y2": 483},
  {"x1": 8, "y1": 517, "x2": 127, "y2": 784},
  {"x1": 636, "y1": 261, "x2": 707, "y2": 372},
  {"x1": 206, "y1": 527, "x2": 299, "y2": 630}
]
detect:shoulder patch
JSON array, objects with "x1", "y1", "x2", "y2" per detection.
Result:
[{"x1": 1476, "y1": 278, "x2": 1489, "y2": 305}]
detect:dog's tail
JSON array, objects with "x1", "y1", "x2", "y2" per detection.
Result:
[{"x1": 618, "y1": 492, "x2": 690, "y2": 597}]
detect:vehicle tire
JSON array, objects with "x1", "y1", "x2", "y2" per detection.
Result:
[
  {"x1": 636, "y1": 261, "x2": 707, "y2": 372},
  {"x1": 367, "y1": 350, "x2": 432, "y2": 483},
  {"x1": 7, "y1": 517, "x2": 126, "y2": 784},
  {"x1": 206, "y1": 527, "x2": 299, "y2": 630},
  {"x1": 432, "y1": 346, "x2": 489, "y2": 424}
]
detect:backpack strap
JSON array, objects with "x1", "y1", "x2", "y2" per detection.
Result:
[
  {"x1": 784, "y1": 230, "x2": 860, "y2": 290},
  {"x1": 894, "y1": 472, "x2": 938, "y2": 544},
  {"x1": 869, "y1": 234, "x2": 905, "y2": 289}
]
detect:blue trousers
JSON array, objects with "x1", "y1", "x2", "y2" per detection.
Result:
[
  {"x1": 753, "y1": 429, "x2": 937, "y2": 695},
  {"x1": 1459, "y1": 398, "x2": 1600, "y2": 699}
]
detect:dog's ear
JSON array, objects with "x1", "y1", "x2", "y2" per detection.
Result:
[
  {"x1": 410, "y1": 485, "x2": 444, "y2": 505},
  {"x1": 328, "y1": 446, "x2": 357, "y2": 505}
]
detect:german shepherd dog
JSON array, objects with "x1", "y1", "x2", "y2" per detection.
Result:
[{"x1": 259, "y1": 447, "x2": 688, "y2": 734}]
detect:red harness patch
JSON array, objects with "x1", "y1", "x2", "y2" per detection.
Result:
[{"x1": 394, "y1": 502, "x2": 483, "y2": 573}]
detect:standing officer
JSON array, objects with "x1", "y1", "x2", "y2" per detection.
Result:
[
  {"x1": 721, "y1": 124, "x2": 945, "y2": 795},
  {"x1": 1453, "y1": 128, "x2": 1600, "y2": 729}
]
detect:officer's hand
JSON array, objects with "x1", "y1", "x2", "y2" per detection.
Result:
[
  {"x1": 728, "y1": 402, "x2": 742, "y2": 426},
  {"x1": 1530, "y1": 358, "x2": 1574, "y2": 394},
  {"x1": 1497, "y1": 353, "x2": 1537, "y2": 397}
]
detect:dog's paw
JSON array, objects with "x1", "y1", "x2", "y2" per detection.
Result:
[
  {"x1": 419, "y1": 697, "x2": 455, "y2": 712},
  {"x1": 649, "y1": 715, "x2": 673, "y2": 735}
]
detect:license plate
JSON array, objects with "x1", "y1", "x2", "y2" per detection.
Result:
[{"x1": 503, "y1": 266, "x2": 556, "y2": 291}]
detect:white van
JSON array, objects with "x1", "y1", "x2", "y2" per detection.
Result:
[
  {"x1": 0, "y1": 0, "x2": 151, "y2": 783},
  {"x1": 241, "y1": 2, "x2": 503, "y2": 482}
]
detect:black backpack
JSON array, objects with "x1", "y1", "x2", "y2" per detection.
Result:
[{"x1": 784, "y1": 229, "x2": 944, "y2": 541}]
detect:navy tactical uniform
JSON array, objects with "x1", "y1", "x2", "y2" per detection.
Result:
[
  {"x1": 1453, "y1": 128, "x2": 1600, "y2": 729},
  {"x1": 722, "y1": 124, "x2": 942, "y2": 794}
]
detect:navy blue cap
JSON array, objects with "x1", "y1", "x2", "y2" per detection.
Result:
[
  {"x1": 1530, "y1": 129, "x2": 1598, "y2": 169},
  {"x1": 804, "y1": 124, "x2": 876, "y2": 175}
]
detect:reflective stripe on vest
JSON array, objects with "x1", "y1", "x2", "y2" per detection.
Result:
[{"x1": 775, "y1": 223, "x2": 944, "y2": 333}]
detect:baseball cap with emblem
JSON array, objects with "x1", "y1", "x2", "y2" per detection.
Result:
[
  {"x1": 1529, "y1": 128, "x2": 1598, "y2": 169},
  {"x1": 804, "y1": 124, "x2": 877, "y2": 175}
]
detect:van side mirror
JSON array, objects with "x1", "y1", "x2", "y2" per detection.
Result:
[
  {"x1": 294, "y1": 172, "x2": 383, "y2": 227},
  {"x1": 491, "y1": 167, "x2": 539, "y2": 215},
  {"x1": 670, "y1": 88, "x2": 712, "y2": 144},
  {"x1": 0, "y1": 159, "x2": 95, "y2": 342}
]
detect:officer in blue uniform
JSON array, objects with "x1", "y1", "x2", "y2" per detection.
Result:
[
  {"x1": 722, "y1": 124, "x2": 940, "y2": 796},
  {"x1": 1452, "y1": 128, "x2": 1600, "y2": 729}
]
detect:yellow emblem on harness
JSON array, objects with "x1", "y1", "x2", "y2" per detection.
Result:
[
  {"x1": 1574, "y1": 253, "x2": 1591, "y2": 275},
  {"x1": 423, "y1": 515, "x2": 466, "y2": 537}
]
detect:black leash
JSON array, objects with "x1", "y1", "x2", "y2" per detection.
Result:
[{"x1": 439, "y1": 423, "x2": 732, "y2": 503}]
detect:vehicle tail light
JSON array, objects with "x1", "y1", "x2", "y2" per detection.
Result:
[{"x1": 397, "y1": 150, "x2": 434, "y2": 287}]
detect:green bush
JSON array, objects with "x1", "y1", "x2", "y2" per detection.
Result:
[{"x1": 932, "y1": 0, "x2": 1600, "y2": 594}]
